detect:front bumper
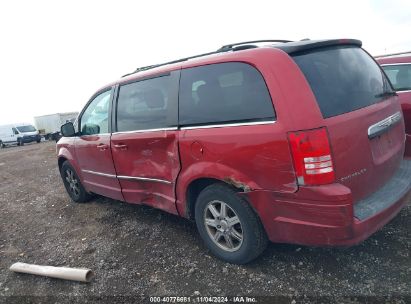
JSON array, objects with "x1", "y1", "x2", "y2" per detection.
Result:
[
  {"x1": 242, "y1": 159, "x2": 411, "y2": 246},
  {"x1": 22, "y1": 135, "x2": 41, "y2": 143}
]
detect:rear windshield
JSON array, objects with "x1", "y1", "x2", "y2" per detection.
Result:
[
  {"x1": 292, "y1": 46, "x2": 394, "y2": 118},
  {"x1": 16, "y1": 125, "x2": 36, "y2": 132},
  {"x1": 382, "y1": 64, "x2": 411, "y2": 91}
]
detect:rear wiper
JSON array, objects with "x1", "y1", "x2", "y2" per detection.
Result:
[{"x1": 375, "y1": 91, "x2": 398, "y2": 98}]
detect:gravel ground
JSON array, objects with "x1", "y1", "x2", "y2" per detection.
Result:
[{"x1": 0, "y1": 141, "x2": 410, "y2": 303}]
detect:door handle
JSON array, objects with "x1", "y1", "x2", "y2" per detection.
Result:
[
  {"x1": 114, "y1": 144, "x2": 128, "y2": 150},
  {"x1": 97, "y1": 143, "x2": 109, "y2": 151}
]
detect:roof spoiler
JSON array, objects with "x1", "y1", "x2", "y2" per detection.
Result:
[{"x1": 273, "y1": 39, "x2": 362, "y2": 55}]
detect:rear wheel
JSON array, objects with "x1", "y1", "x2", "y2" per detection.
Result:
[
  {"x1": 61, "y1": 161, "x2": 92, "y2": 203},
  {"x1": 195, "y1": 183, "x2": 268, "y2": 264}
]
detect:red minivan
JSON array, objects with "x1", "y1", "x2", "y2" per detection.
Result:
[
  {"x1": 376, "y1": 52, "x2": 411, "y2": 154},
  {"x1": 58, "y1": 39, "x2": 411, "y2": 264}
]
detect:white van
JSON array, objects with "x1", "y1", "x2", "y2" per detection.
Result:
[{"x1": 0, "y1": 123, "x2": 41, "y2": 147}]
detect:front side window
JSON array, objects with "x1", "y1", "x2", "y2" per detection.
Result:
[
  {"x1": 382, "y1": 64, "x2": 411, "y2": 91},
  {"x1": 12, "y1": 128, "x2": 19, "y2": 135},
  {"x1": 179, "y1": 62, "x2": 275, "y2": 126},
  {"x1": 116, "y1": 73, "x2": 178, "y2": 132},
  {"x1": 80, "y1": 90, "x2": 111, "y2": 135}
]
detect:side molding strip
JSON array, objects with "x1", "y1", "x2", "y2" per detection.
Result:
[
  {"x1": 82, "y1": 169, "x2": 117, "y2": 178},
  {"x1": 117, "y1": 175, "x2": 172, "y2": 184},
  {"x1": 82, "y1": 169, "x2": 172, "y2": 184}
]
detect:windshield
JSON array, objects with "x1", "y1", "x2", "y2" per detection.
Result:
[
  {"x1": 292, "y1": 46, "x2": 394, "y2": 118},
  {"x1": 16, "y1": 125, "x2": 36, "y2": 133}
]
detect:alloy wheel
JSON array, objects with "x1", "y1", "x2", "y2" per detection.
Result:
[
  {"x1": 65, "y1": 169, "x2": 80, "y2": 197},
  {"x1": 203, "y1": 200, "x2": 243, "y2": 252}
]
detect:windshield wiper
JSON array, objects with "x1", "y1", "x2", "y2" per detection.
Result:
[{"x1": 375, "y1": 91, "x2": 398, "y2": 98}]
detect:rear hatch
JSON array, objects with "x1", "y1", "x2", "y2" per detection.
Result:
[{"x1": 291, "y1": 44, "x2": 405, "y2": 202}]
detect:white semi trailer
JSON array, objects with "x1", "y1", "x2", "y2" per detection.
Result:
[{"x1": 34, "y1": 112, "x2": 78, "y2": 141}]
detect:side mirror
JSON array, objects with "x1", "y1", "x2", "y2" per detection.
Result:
[
  {"x1": 61, "y1": 122, "x2": 76, "y2": 137},
  {"x1": 82, "y1": 124, "x2": 100, "y2": 136}
]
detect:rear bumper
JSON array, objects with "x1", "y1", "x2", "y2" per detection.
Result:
[
  {"x1": 243, "y1": 159, "x2": 411, "y2": 246},
  {"x1": 339, "y1": 191, "x2": 410, "y2": 245}
]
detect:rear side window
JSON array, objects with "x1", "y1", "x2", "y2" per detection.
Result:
[
  {"x1": 179, "y1": 62, "x2": 275, "y2": 126},
  {"x1": 382, "y1": 64, "x2": 411, "y2": 91},
  {"x1": 293, "y1": 46, "x2": 394, "y2": 118},
  {"x1": 116, "y1": 72, "x2": 179, "y2": 132}
]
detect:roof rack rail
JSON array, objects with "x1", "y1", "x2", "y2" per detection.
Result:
[
  {"x1": 121, "y1": 50, "x2": 222, "y2": 77},
  {"x1": 374, "y1": 50, "x2": 411, "y2": 58},
  {"x1": 122, "y1": 39, "x2": 292, "y2": 77},
  {"x1": 217, "y1": 40, "x2": 293, "y2": 52}
]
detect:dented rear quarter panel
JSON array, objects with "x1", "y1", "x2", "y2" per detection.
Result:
[{"x1": 175, "y1": 123, "x2": 298, "y2": 217}]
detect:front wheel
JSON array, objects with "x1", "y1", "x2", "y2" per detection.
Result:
[
  {"x1": 195, "y1": 184, "x2": 268, "y2": 264},
  {"x1": 60, "y1": 161, "x2": 92, "y2": 203}
]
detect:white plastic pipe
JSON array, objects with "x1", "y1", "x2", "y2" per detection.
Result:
[{"x1": 10, "y1": 262, "x2": 94, "y2": 282}]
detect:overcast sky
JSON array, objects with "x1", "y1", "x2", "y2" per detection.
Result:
[{"x1": 1, "y1": 0, "x2": 411, "y2": 125}]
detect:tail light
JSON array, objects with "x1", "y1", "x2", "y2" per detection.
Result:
[{"x1": 288, "y1": 127, "x2": 335, "y2": 185}]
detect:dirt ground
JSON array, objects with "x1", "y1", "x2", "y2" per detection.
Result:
[{"x1": 0, "y1": 141, "x2": 410, "y2": 303}]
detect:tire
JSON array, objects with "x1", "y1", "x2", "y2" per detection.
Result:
[
  {"x1": 36, "y1": 139, "x2": 41, "y2": 143},
  {"x1": 17, "y1": 138, "x2": 24, "y2": 146},
  {"x1": 60, "y1": 161, "x2": 92, "y2": 203},
  {"x1": 0, "y1": 142, "x2": 4, "y2": 149},
  {"x1": 195, "y1": 183, "x2": 268, "y2": 264}
]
